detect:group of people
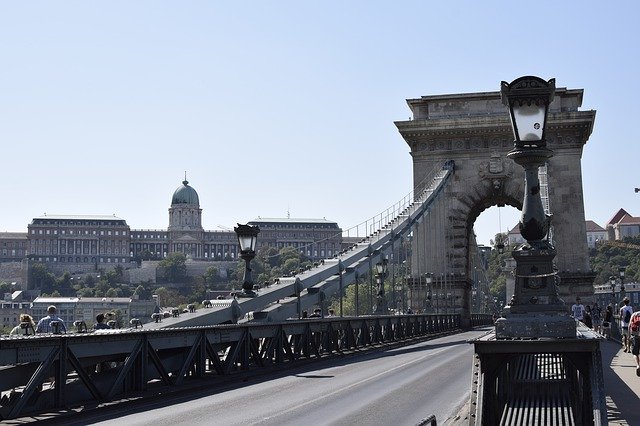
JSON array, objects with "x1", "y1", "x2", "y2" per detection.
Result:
[
  {"x1": 571, "y1": 296, "x2": 640, "y2": 377},
  {"x1": 9, "y1": 305, "x2": 113, "y2": 336},
  {"x1": 570, "y1": 297, "x2": 611, "y2": 335}
]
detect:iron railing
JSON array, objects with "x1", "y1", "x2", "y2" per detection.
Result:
[{"x1": 0, "y1": 313, "x2": 492, "y2": 420}]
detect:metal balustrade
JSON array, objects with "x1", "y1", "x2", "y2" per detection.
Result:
[{"x1": 0, "y1": 313, "x2": 492, "y2": 420}]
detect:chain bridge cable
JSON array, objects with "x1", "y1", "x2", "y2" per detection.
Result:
[{"x1": 259, "y1": 161, "x2": 450, "y2": 262}]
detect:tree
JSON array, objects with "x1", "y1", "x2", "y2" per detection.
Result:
[
  {"x1": 158, "y1": 253, "x2": 188, "y2": 283},
  {"x1": 134, "y1": 283, "x2": 152, "y2": 300},
  {"x1": 154, "y1": 286, "x2": 186, "y2": 307},
  {"x1": 0, "y1": 281, "x2": 12, "y2": 295},
  {"x1": 106, "y1": 287, "x2": 121, "y2": 298},
  {"x1": 330, "y1": 274, "x2": 375, "y2": 316},
  {"x1": 203, "y1": 266, "x2": 221, "y2": 286},
  {"x1": 103, "y1": 270, "x2": 119, "y2": 286},
  {"x1": 55, "y1": 272, "x2": 73, "y2": 296},
  {"x1": 114, "y1": 265, "x2": 124, "y2": 280},
  {"x1": 77, "y1": 287, "x2": 94, "y2": 297},
  {"x1": 29, "y1": 263, "x2": 57, "y2": 294},
  {"x1": 83, "y1": 275, "x2": 96, "y2": 287}
]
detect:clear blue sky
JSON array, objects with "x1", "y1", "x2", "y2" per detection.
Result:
[{"x1": 1, "y1": 2, "x2": 638, "y2": 246}]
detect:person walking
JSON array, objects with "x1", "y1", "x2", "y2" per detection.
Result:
[
  {"x1": 603, "y1": 305, "x2": 613, "y2": 338},
  {"x1": 10, "y1": 314, "x2": 36, "y2": 336},
  {"x1": 571, "y1": 297, "x2": 585, "y2": 322},
  {"x1": 591, "y1": 302, "x2": 602, "y2": 333},
  {"x1": 629, "y1": 309, "x2": 640, "y2": 377},
  {"x1": 620, "y1": 297, "x2": 633, "y2": 352},
  {"x1": 36, "y1": 305, "x2": 67, "y2": 334},
  {"x1": 603, "y1": 305, "x2": 613, "y2": 339},
  {"x1": 584, "y1": 305, "x2": 593, "y2": 328}
]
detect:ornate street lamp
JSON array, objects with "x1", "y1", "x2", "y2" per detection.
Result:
[
  {"x1": 619, "y1": 266, "x2": 626, "y2": 298},
  {"x1": 424, "y1": 272, "x2": 433, "y2": 312},
  {"x1": 609, "y1": 275, "x2": 617, "y2": 307},
  {"x1": 495, "y1": 76, "x2": 575, "y2": 338},
  {"x1": 234, "y1": 223, "x2": 260, "y2": 297},
  {"x1": 374, "y1": 256, "x2": 389, "y2": 314}
]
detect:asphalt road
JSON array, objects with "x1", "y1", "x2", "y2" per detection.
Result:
[{"x1": 60, "y1": 327, "x2": 491, "y2": 426}]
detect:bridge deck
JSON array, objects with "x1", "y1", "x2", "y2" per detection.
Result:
[{"x1": 600, "y1": 338, "x2": 640, "y2": 425}]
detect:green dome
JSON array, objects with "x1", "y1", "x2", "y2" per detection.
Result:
[{"x1": 171, "y1": 180, "x2": 200, "y2": 205}]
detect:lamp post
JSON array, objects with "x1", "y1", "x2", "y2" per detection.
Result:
[
  {"x1": 234, "y1": 223, "x2": 260, "y2": 297},
  {"x1": 425, "y1": 273, "x2": 433, "y2": 313},
  {"x1": 495, "y1": 76, "x2": 575, "y2": 338},
  {"x1": 619, "y1": 266, "x2": 626, "y2": 302},
  {"x1": 609, "y1": 275, "x2": 617, "y2": 308},
  {"x1": 374, "y1": 256, "x2": 389, "y2": 314}
]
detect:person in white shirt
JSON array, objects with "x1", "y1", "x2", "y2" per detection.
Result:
[
  {"x1": 571, "y1": 297, "x2": 585, "y2": 322},
  {"x1": 619, "y1": 297, "x2": 634, "y2": 353}
]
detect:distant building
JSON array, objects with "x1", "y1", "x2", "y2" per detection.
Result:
[
  {"x1": 593, "y1": 281, "x2": 640, "y2": 308},
  {"x1": 248, "y1": 217, "x2": 343, "y2": 260},
  {"x1": 30, "y1": 295, "x2": 157, "y2": 327},
  {"x1": 507, "y1": 220, "x2": 607, "y2": 249},
  {"x1": 0, "y1": 291, "x2": 31, "y2": 331},
  {"x1": 1, "y1": 179, "x2": 344, "y2": 281},
  {"x1": 27, "y1": 215, "x2": 131, "y2": 269},
  {"x1": 606, "y1": 208, "x2": 640, "y2": 241},
  {"x1": 506, "y1": 224, "x2": 526, "y2": 246},
  {"x1": 585, "y1": 220, "x2": 608, "y2": 248},
  {"x1": 0, "y1": 232, "x2": 28, "y2": 262}
]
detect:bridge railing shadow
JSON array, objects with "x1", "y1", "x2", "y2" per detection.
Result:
[{"x1": 0, "y1": 313, "x2": 493, "y2": 421}]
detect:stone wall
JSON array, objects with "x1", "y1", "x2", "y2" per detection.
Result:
[{"x1": 0, "y1": 261, "x2": 27, "y2": 288}]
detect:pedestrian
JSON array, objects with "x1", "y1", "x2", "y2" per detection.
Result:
[
  {"x1": 584, "y1": 305, "x2": 593, "y2": 328},
  {"x1": 10, "y1": 314, "x2": 36, "y2": 336},
  {"x1": 603, "y1": 305, "x2": 613, "y2": 339},
  {"x1": 36, "y1": 305, "x2": 67, "y2": 334},
  {"x1": 571, "y1": 297, "x2": 585, "y2": 322},
  {"x1": 93, "y1": 313, "x2": 110, "y2": 330},
  {"x1": 620, "y1": 297, "x2": 633, "y2": 352},
  {"x1": 629, "y1": 309, "x2": 640, "y2": 376},
  {"x1": 591, "y1": 302, "x2": 602, "y2": 333}
]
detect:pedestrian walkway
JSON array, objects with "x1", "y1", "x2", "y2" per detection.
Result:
[{"x1": 601, "y1": 338, "x2": 640, "y2": 425}]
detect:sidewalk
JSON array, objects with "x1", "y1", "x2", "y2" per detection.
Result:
[{"x1": 601, "y1": 338, "x2": 640, "y2": 425}]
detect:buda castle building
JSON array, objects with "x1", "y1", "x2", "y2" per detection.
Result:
[{"x1": 0, "y1": 180, "x2": 343, "y2": 279}]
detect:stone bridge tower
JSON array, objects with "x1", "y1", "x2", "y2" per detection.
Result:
[{"x1": 395, "y1": 86, "x2": 596, "y2": 314}]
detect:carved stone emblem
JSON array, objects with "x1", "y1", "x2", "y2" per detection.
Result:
[
  {"x1": 478, "y1": 152, "x2": 513, "y2": 179},
  {"x1": 489, "y1": 155, "x2": 503, "y2": 174}
]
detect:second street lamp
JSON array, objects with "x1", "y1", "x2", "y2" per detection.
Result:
[
  {"x1": 610, "y1": 275, "x2": 617, "y2": 307},
  {"x1": 374, "y1": 256, "x2": 388, "y2": 314},
  {"x1": 234, "y1": 223, "x2": 260, "y2": 297},
  {"x1": 425, "y1": 273, "x2": 433, "y2": 312}
]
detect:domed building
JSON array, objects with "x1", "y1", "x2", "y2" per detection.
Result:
[
  {"x1": 167, "y1": 179, "x2": 204, "y2": 259},
  {"x1": 21, "y1": 177, "x2": 344, "y2": 277},
  {"x1": 128, "y1": 178, "x2": 240, "y2": 262}
]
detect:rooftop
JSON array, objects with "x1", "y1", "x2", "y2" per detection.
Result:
[
  {"x1": 585, "y1": 220, "x2": 605, "y2": 232},
  {"x1": 33, "y1": 214, "x2": 125, "y2": 221},
  {"x1": 250, "y1": 217, "x2": 337, "y2": 225},
  {"x1": 0, "y1": 232, "x2": 27, "y2": 239}
]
